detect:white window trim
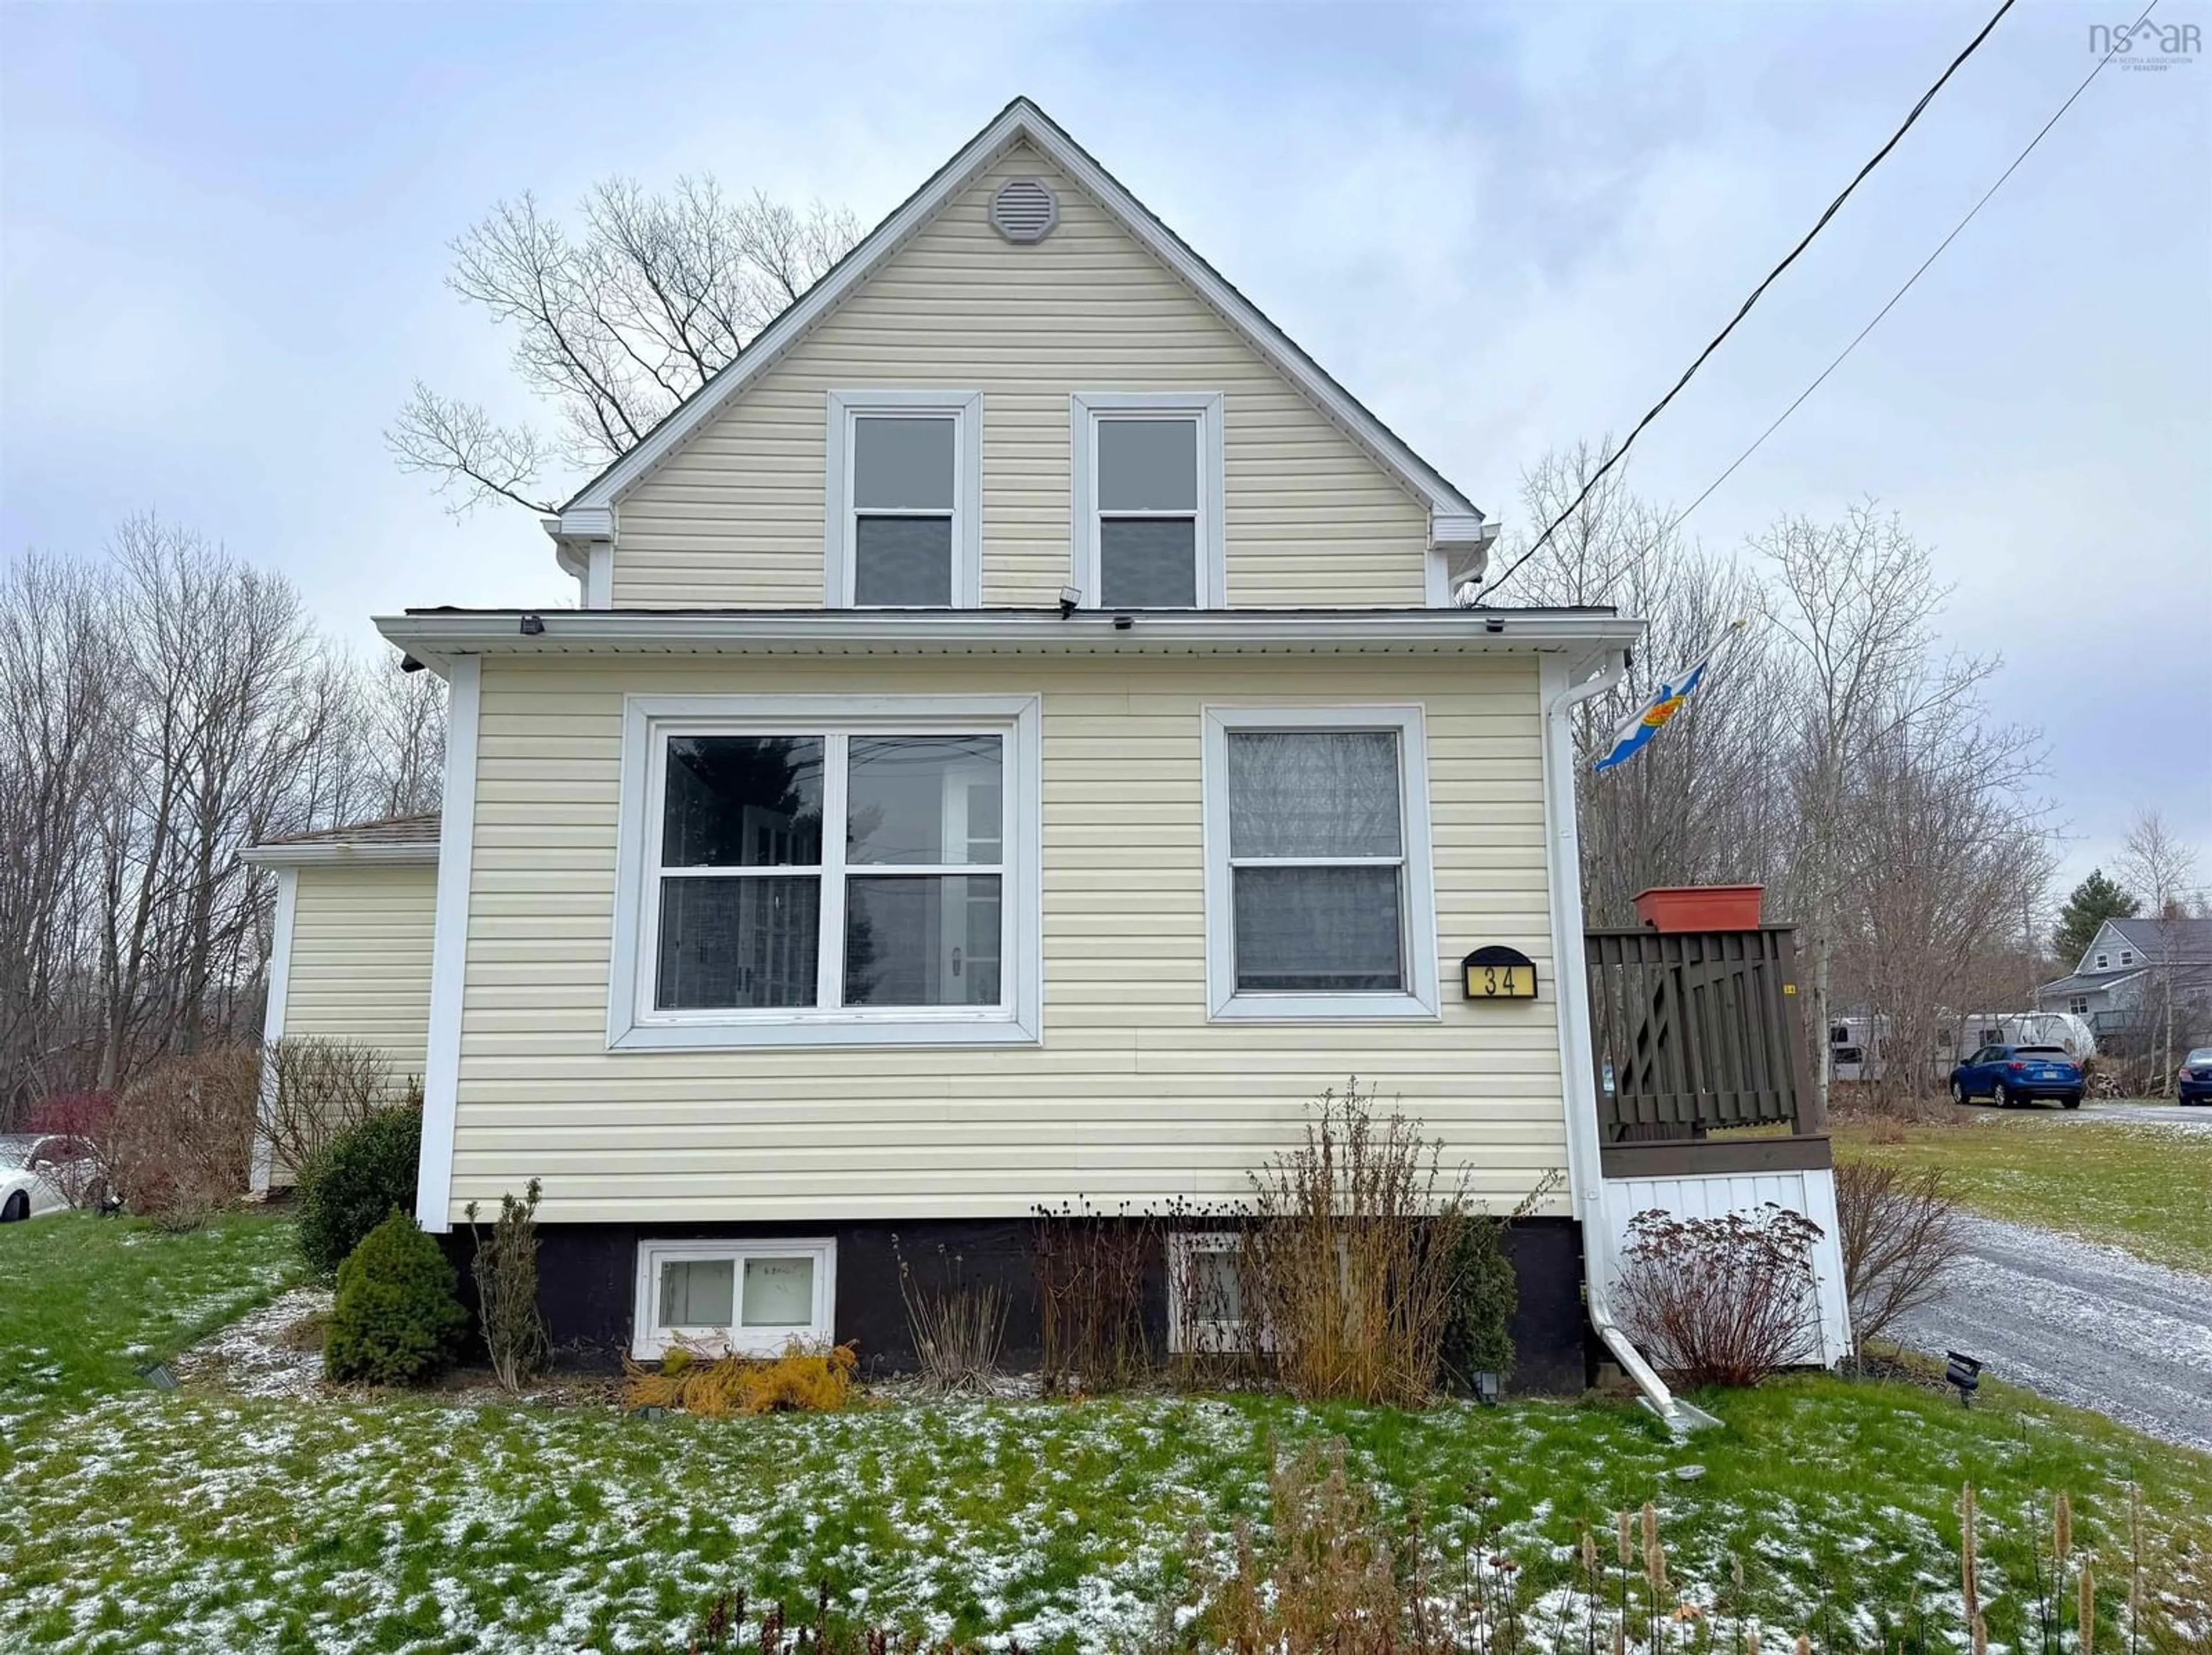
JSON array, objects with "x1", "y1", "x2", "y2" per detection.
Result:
[
  {"x1": 609, "y1": 693, "x2": 1043, "y2": 1050},
  {"x1": 1199, "y1": 703, "x2": 1440, "y2": 1022},
  {"x1": 824, "y1": 390, "x2": 983, "y2": 609},
  {"x1": 632, "y1": 1237, "x2": 836, "y2": 1359},
  {"x1": 1069, "y1": 392, "x2": 1225, "y2": 609},
  {"x1": 2096, "y1": 953, "x2": 2109, "y2": 969}
]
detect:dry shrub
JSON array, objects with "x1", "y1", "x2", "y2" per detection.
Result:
[
  {"x1": 643, "y1": 1581, "x2": 1021, "y2": 1654},
  {"x1": 1242, "y1": 1077, "x2": 1468, "y2": 1407},
  {"x1": 1200, "y1": 1440, "x2": 1406, "y2": 1649},
  {"x1": 260, "y1": 1036, "x2": 396, "y2": 1178},
  {"x1": 1618, "y1": 1203, "x2": 1823, "y2": 1388},
  {"x1": 1190, "y1": 1438, "x2": 1538, "y2": 1651},
  {"x1": 622, "y1": 1339, "x2": 858, "y2": 1417},
  {"x1": 464, "y1": 1177, "x2": 548, "y2": 1392},
  {"x1": 106, "y1": 1046, "x2": 259, "y2": 1228},
  {"x1": 893, "y1": 1236, "x2": 1008, "y2": 1396},
  {"x1": 1032, "y1": 1203, "x2": 1156, "y2": 1393},
  {"x1": 1834, "y1": 1160, "x2": 1960, "y2": 1351}
]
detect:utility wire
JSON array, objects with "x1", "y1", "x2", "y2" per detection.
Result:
[
  {"x1": 1475, "y1": 0, "x2": 2018, "y2": 604},
  {"x1": 1664, "y1": 0, "x2": 2158, "y2": 533}
]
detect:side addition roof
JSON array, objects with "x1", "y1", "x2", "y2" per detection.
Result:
[
  {"x1": 243, "y1": 813, "x2": 442, "y2": 868},
  {"x1": 551, "y1": 96, "x2": 1490, "y2": 562}
]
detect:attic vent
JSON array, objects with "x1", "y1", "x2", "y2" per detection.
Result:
[{"x1": 989, "y1": 178, "x2": 1059, "y2": 244}]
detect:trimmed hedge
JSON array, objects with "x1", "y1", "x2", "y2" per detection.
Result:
[
  {"x1": 324, "y1": 1209, "x2": 468, "y2": 1385},
  {"x1": 295, "y1": 1105, "x2": 422, "y2": 1277}
]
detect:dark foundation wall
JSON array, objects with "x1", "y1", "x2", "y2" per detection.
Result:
[{"x1": 442, "y1": 1215, "x2": 1594, "y2": 1395}]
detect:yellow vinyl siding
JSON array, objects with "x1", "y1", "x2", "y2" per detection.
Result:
[
  {"x1": 448, "y1": 653, "x2": 1564, "y2": 1225},
  {"x1": 612, "y1": 142, "x2": 1432, "y2": 611},
  {"x1": 283, "y1": 863, "x2": 437, "y2": 1088}
]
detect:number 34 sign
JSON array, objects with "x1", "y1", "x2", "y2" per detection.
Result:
[{"x1": 1461, "y1": 946, "x2": 1538, "y2": 1001}]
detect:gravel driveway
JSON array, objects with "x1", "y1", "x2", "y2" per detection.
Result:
[
  {"x1": 2076, "y1": 1101, "x2": 2212, "y2": 1131},
  {"x1": 1891, "y1": 1214, "x2": 2212, "y2": 1453}
]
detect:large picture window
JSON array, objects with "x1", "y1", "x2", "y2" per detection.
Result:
[
  {"x1": 1071, "y1": 392, "x2": 1223, "y2": 609},
  {"x1": 613, "y1": 696, "x2": 1040, "y2": 1048},
  {"x1": 1200, "y1": 705, "x2": 1440, "y2": 1021},
  {"x1": 825, "y1": 391, "x2": 982, "y2": 608}
]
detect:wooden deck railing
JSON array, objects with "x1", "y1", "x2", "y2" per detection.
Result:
[{"x1": 1584, "y1": 926, "x2": 1823, "y2": 1160}]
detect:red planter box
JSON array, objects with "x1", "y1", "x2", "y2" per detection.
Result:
[{"x1": 1633, "y1": 885, "x2": 1764, "y2": 932}]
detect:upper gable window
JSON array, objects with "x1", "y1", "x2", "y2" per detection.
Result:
[
  {"x1": 1071, "y1": 393, "x2": 1223, "y2": 609},
  {"x1": 825, "y1": 391, "x2": 982, "y2": 608}
]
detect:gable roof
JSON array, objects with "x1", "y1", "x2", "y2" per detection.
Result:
[
  {"x1": 2107, "y1": 915, "x2": 2212, "y2": 962},
  {"x1": 553, "y1": 97, "x2": 1488, "y2": 558}
]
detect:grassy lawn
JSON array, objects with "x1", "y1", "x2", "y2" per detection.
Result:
[
  {"x1": 1833, "y1": 1111, "x2": 2212, "y2": 1275},
  {"x1": 3, "y1": 1213, "x2": 2209, "y2": 1652}
]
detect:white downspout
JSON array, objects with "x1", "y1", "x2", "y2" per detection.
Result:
[{"x1": 1541, "y1": 650, "x2": 1719, "y2": 1436}]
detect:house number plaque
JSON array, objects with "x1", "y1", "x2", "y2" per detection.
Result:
[{"x1": 1461, "y1": 946, "x2": 1537, "y2": 1001}]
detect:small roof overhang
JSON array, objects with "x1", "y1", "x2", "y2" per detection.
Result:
[
  {"x1": 376, "y1": 607, "x2": 1643, "y2": 678},
  {"x1": 243, "y1": 814, "x2": 442, "y2": 868}
]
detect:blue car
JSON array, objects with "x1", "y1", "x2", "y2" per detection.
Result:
[
  {"x1": 1949, "y1": 1043, "x2": 2084, "y2": 1109},
  {"x1": 2180, "y1": 1047, "x2": 2212, "y2": 1106}
]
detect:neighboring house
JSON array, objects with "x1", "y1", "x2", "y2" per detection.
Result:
[
  {"x1": 2036, "y1": 916, "x2": 2212, "y2": 1054},
  {"x1": 248, "y1": 99, "x2": 1846, "y2": 1404}
]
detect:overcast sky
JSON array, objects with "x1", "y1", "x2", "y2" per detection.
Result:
[{"x1": 3, "y1": 1, "x2": 2207, "y2": 896}]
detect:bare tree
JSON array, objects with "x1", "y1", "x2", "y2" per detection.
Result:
[
  {"x1": 359, "y1": 657, "x2": 446, "y2": 817},
  {"x1": 1832, "y1": 685, "x2": 2051, "y2": 1108},
  {"x1": 388, "y1": 179, "x2": 861, "y2": 514},
  {"x1": 2119, "y1": 809, "x2": 2202, "y2": 921},
  {"x1": 2119, "y1": 808, "x2": 2205, "y2": 1078},
  {"x1": 0, "y1": 554, "x2": 116, "y2": 1115},
  {"x1": 1755, "y1": 503, "x2": 2011, "y2": 1112},
  {"x1": 1501, "y1": 444, "x2": 1795, "y2": 925},
  {"x1": 3, "y1": 522, "x2": 458, "y2": 1122}
]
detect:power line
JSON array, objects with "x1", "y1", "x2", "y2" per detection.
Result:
[
  {"x1": 1475, "y1": 0, "x2": 2018, "y2": 605},
  {"x1": 1665, "y1": 0, "x2": 2159, "y2": 534}
]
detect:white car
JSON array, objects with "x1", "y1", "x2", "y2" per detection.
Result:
[{"x1": 0, "y1": 1134, "x2": 89, "y2": 1221}]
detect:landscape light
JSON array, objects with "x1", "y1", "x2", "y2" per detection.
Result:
[
  {"x1": 1472, "y1": 1370, "x2": 1501, "y2": 1406},
  {"x1": 1945, "y1": 1350, "x2": 1982, "y2": 1407}
]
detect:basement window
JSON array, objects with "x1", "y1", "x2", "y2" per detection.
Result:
[
  {"x1": 1168, "y1": 1233, "x2": 1253, "y2": 1355},
  {"x1": 632, "y1": 1238, "x2": 835, "y2": 1359}
]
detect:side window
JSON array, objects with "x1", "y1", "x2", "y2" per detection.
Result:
[
  {"x1": 1072, "y1": 393, "x2": 1223, "y2": 609},
  {"x1": 1200, "y1": 705, "x2": 1439, "y2": 1021},
  {"x1": 826, "y1": 391, "x2": 981, "y2": 608}
]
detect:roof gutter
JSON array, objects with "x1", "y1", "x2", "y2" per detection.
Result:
[
  {"x1": 241, "y1": 842, "x2": 441, "y2": 868},
  {"x1": 375, "y1": 608, "x2": 1642, "y2": 673},
  {"x1": 1541, "y1": 647, "x2": 1719, "y2": 1437}
]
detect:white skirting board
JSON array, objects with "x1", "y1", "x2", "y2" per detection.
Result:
[{"x1": 1597, "y1": 1167, "x2": 1854, "y2": 1368}]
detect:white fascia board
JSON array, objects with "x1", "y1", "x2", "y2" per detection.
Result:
[
  {"x1": 241, "y1": 842, "x2": 441, "y2": 868},
  {"x1": 554, "y1": 99, "x2": 1484, "y2": 532},
  {"x1": 375, "y1": 609, "x2": 1643, "y2": 665}
]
